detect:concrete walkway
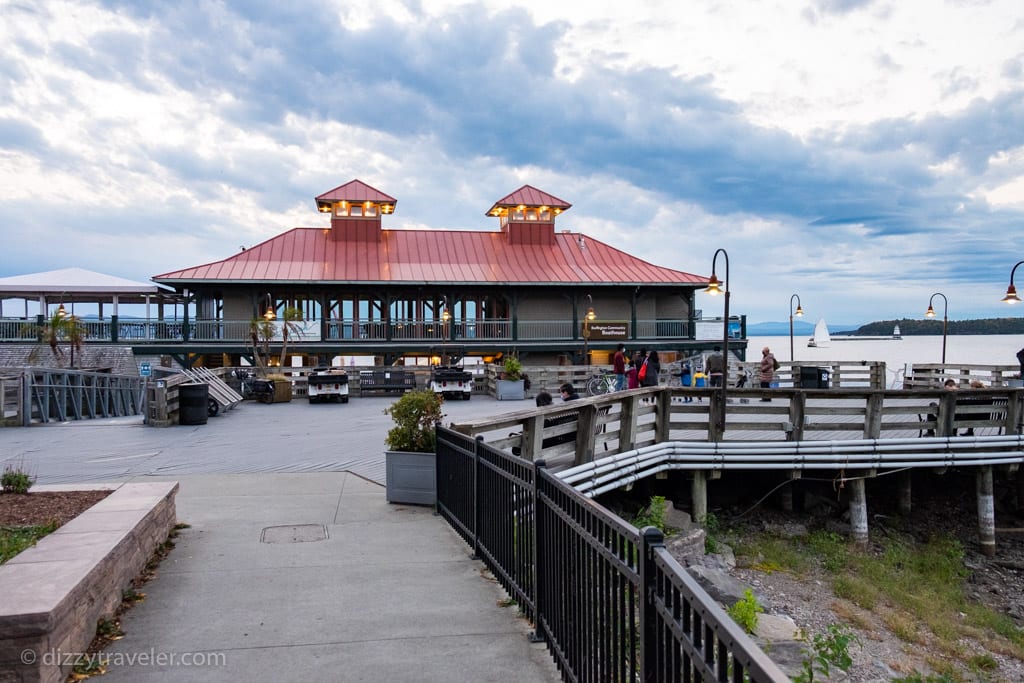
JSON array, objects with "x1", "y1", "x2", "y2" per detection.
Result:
[
  {"x1": 1, "y1": 396, "x2": 559, "y2": 681},
  {"x1": 99, "y1": 472, "x2": 558, "y2": 682}
]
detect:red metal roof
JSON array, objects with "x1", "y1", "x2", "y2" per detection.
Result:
[
  {"x1": 153, "y1": 228, "x2": 705, "y2": 285},
  {"x1": 315, "y1": 179, "x2": 397, "y2": 204},
  {"x1": 486, "y1": 185, "x2": 572, "y2": 216}
]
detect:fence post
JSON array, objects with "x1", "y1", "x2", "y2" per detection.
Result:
[
  {"x1": 530, "y1": 459, "x2": 548, "y2": 644},
  {"x1": 864, "y1": 392, "x2": 883, "y2": 439},
  {"x1": 638, "y1": 525, "x2": 664, "y2": 682},
  {"x1": 472, "y1": 435, "x2": 483, "y2": 561},
  {"x1": 21, "y1": 371, "x2": 31, "y2": 427}
]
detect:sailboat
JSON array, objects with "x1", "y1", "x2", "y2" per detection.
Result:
[
  {"x1": 807, "y1": 318, "x2": 831, "y2": 348},
  {"x1": 892, "y1": 324, "x2": 902, "y2": 340}
]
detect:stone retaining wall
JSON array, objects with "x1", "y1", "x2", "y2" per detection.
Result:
[{"x1": 0, "y1": 481, "x2": 179, "y2": 683}]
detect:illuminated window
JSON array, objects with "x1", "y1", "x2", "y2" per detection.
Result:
[
  {"x1": 350, "y1": 205, "x2": 363, "y2": 216},
  {"x1": 365, "y1": 205, "x2": 377, "y2": 217}
]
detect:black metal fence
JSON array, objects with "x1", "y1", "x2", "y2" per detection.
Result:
[{"x1": 435, "y1": 426, "x2": 788, "y2": 682}]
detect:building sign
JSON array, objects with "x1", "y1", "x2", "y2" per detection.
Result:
[
  {"x1": 586, "y1": 322, "x2": 629, "y2": 340},
  {"x1": 695, "y1": 319, "x2": 743, "y2": 341},
  {"x1": 139, "y1": 362, "x2": 151, "y2": 377},
  {"x1": 268, "y1": 319, "x2": 322, "y2": 342}
]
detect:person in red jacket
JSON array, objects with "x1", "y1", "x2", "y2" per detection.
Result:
[{"x1": 612, "y1": 343, "x2": 627, "y2": 391}]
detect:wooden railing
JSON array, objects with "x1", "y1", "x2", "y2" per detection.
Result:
[{"x1": 450, "y1": 385, "x2": 1024, "y2": 464}]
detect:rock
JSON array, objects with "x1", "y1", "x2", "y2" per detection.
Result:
[
  {"x1": 754, "y1": 613, "x2": 803, "y2": 642},
  {"x1": 663, "y1": 500, "x2": 693, "y2": 530},
  {"x1": 666, "y1": 526, "x2": 705, "y2": 566},
  {"x1": 687, "y1": 565, "x2": 771, "y2": 610},
  {"x1": 702, "y1": 542, "x2": 736, "y2": 571}
]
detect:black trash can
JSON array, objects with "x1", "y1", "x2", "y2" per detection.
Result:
[
  {"x1": 799, "y1": 366, "x2": 830, "y2": 389},
  {"x1": 179, "y1": 383, "x2": 209, "y2": 425}
]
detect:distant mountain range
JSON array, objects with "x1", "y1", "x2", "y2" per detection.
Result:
[{"x1": 747, "y1": 318, "x2": 1024, "y2": 336}]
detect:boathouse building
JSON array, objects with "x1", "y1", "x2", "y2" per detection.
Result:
[{"x1": 1, "y1": 181, "x2": 747, "y2": 368}]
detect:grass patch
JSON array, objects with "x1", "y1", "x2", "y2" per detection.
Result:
[
  {"x1": 0, "y1": 522, "x2": 58, "y2": 564},
  {"x1": 731, "y1": 523, "x2": 1024, "y2": 676}
]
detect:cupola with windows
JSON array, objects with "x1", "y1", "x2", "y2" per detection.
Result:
[
  {"x1": 315, "y1": 179, "x2": 397, "y2": 241},
  {"x1": 486, "y1": 185, "x2": 572, "y2": 245}
]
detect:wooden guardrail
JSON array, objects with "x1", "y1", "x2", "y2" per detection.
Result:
[{"x1": 450, "y1": 385, "x2": 1024, "y2": 465}]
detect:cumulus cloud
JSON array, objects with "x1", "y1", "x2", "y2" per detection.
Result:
[{"x1": 1, "y1": 0, "x2": 1023, "y2": 325}]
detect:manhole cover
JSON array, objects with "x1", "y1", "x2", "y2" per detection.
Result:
[{"x1": 260, "y1": 524, "x2": 328, "y2": 544}]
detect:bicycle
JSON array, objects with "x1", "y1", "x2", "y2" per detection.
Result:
[{"x1": 586, "y1": 371, "x2": 618, "y2": 396}]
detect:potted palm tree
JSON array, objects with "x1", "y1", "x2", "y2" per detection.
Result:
[
  {"x1": 495, "y1": 355, "x2": 526, "y2": 400},
  {"x1": 384, "y1": 389, "x2": 445, "y2": 505}
]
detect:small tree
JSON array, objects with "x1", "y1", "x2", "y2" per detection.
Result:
[
  {"x1": 384, "y1": 390, "x2": 446, "y2": 453},
  {"x1": 277, "y1": 306, "x2": 305, "y2": 368},
  {"x1": 247, "y1": 317, "x2": 275, "y2": 375},
  {"x1": 26, "y1": 311, "x2": 87, "y2": 368}
]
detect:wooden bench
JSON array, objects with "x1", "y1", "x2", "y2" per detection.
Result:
[
  {"x1": 921, "y1": 394, "x2": 1011, "y2": 437},
  {"x1": 358, "y1": 370, "x2": 416, "y2": 395}
]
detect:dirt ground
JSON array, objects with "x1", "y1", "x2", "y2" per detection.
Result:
[{"x1": 0, "y1": 490, "x2": 112, "y2": 528}]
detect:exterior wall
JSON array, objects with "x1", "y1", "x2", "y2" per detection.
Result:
[
  {"x1": 223, "y1": 293, "x2": 253, "y2": 321},
  {"x1": 517, "y1": 294, "x2": 570, "y2": 320}
]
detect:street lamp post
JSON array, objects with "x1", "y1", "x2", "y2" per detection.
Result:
[
  {"x1": 924, "y1": 292, "x2": 948, "y2": 365},
  {"x1": 703, "y1": 249, "x2": 730, "y2": 433},
  {"x1": 582, "y1": 294, "x2": 595, "y2": 365},
  {"x1": 1002, "y1": 261, "x2": 1024, "y2": 304},
  {"x1": 788, "y1": 294, "x2": 804, "y2": 362}
]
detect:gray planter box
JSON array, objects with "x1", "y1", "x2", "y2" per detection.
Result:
[
  {"x1": 385, "y1": 450, "x2": 436, "y2": 505},
  {"x1": 496, "y1": 379, "x2": 526, "y2": 400}
]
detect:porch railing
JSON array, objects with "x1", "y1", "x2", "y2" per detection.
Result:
[
  {"x1": 435, "y1": 426, "x2": 788, "y2": 682},
  {"x1": 0, "y1": 317, "x2": 699, "y2": 344}
]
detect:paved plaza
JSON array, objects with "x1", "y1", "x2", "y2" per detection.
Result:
[{"x1": 2, "y1": 396, "x2": 560, "y2": 682}]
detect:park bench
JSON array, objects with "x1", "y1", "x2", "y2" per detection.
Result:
[
  {"x1": 358, "y1": 369, "x2": 416, "y2": 395},
  {"x1": 920, "y1": 394, "x2": 1010, "y2": 437}
]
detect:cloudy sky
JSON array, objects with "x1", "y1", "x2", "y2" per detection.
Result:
[{"x1": 2, "y1": 0, "x2": 1024, "y2": 326}]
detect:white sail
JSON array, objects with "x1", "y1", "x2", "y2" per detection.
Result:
[{"x1": 807, "y1": 318, "x2": 831, "y2": 347}]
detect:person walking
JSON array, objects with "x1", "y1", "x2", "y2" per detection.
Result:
[
  {"x1": 612, "y1": 343, "x2": 627, "y2": 391},
  {"x1": 758, "y1": 346, "x2": 777, "y2": 401},
  {"x1": 706, "y1": 346, "x2": 725, "y2": 388}
]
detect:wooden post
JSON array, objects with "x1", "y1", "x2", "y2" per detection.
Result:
[
  {"x1": 618, "y1": 394, "x2": 639, "y2": 452},
  {"x1": 574, "y1": 404, "x2": 599, "y2": 466},
  {"x1": 898, "y1": 471, "x2": 912, "y2": 515},
  {"x1": 522, "y1": 414, "x2": 544, "y2": 460},
  {"x1": 691, "y1": 471, "x2": 707, "y2": 525},
  {"x1": 864, "y1": 392, "x2": 883, "y2": 439},
  {"x1": 779, "y1": 478, "x2": 794, "y2": 512},
  {"x1": 849, "y1": 476, "x2": 869, "y2": 548},
  {"x1": 977, "y1": 466, "x2": 996, "y2": 557},
  {"x1": 787, "y1": 391, "x2": 806, "y2": 441},
  {"x1": 708, "y1": 390, "x2": 725, "y2": 443},
  {"x1": 654, "y1": 389, "x2": 671, "y2": 443}
]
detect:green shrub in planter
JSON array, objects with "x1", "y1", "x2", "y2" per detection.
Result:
[
  {"x1": 502, "y1": 355, "x2": 522, "y2": 381},
  {"x1": 384, "y1": 389, "x2": 446, "y2": 453}
]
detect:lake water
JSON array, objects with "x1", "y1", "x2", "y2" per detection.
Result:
[{"x1": 751, "y1": 334, "x2": 1024, "y2": 377}]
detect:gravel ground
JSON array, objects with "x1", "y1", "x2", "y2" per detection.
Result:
[{"x1": 717, "y1": 489, "x2": 1024, "y2": 683}]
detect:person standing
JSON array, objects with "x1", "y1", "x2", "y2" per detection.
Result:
[
  {"x1": 613, "y1": 343, "x2": 627, "y2": 391},
  {"x1": 679, "y1": 361, "x2": 693, "y2": 403},
  {"x1": 1017, "y1": 347, "x2": 1024, "y2": 378},
  {"x1": 758, "y1": 346, "x2": 777, "y2": 401},
  {"x1": 640, "y1": 350, "x2": 661, "y2": 387},
  {"x1": 627, "y1": 356, "x2": 640, "y2": 389},
  {"x1": 706, "y1": 346, "x2": 724, "y2": 388}
]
